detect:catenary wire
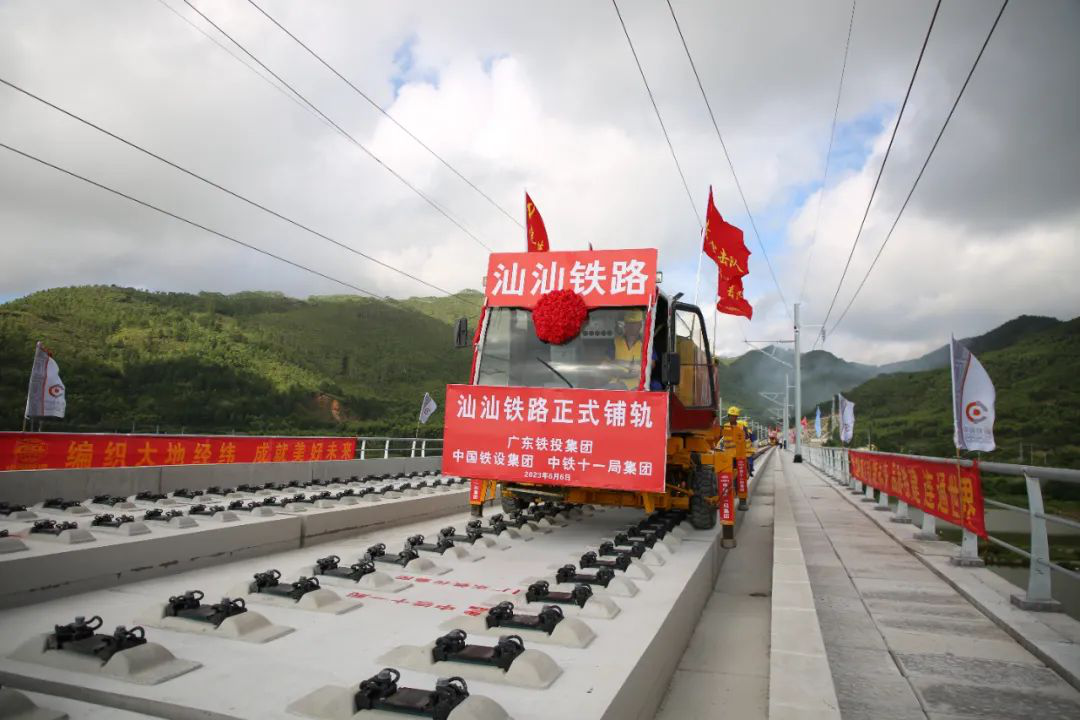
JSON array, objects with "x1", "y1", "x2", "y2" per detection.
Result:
[
  {"x1": 0, "y1": 77, "x2": 479, "y2": 310},
  {"x1": 0, "y1": 141, "x2": 379, "y2": 298},
  {"x1": 815, "y1": 0, "x2": 943, "y2": 347},
  {"x1": 180, "y1": 0, "x2": 493, "y2": 252},
  {"x1": 0, "y1": 140, "x2": 467, "y2": 363},
  {"x1": 245, "y1": 0, "x2": 523, "y2": 231},
  {"x1": 798, "y1": 0, "x2": 857, "y2": 305},
  {"x1": 152, "y1": 0, "x2": 320, "y2": 124},
  {"x1": 611, "y1": 0, "x2": 701, "y2": 231},
  {"x1": 664, "y1": 0, "x2": 791, "y2": 321},
  {"x1": 828, "y1": 0, "x2": 1010, "y2": 337}
]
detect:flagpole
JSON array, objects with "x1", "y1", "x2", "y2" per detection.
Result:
[
  {"x1": 693, "y1": 245, "x2": 704, "y2": 307},
  {"x1": 22, "y1": 341, "x2": 42, "y2": 433}
]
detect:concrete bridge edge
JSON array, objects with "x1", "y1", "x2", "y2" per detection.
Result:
[{"x1": 800, "y1": 457, "x2": 1080, "y2": 695}]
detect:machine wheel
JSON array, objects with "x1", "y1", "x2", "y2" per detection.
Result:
[
  {"x1": 501, "y1": 490, "x2": 540, "y2": 515},
  {"x1": 689, "y1": 464, "x2": 718, "y2": 530}
]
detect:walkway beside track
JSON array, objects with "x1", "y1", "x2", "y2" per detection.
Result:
[
  {"x1": 786, "y1": 452, "x2": 1080, "y2": 719},
  {"x1": 654, "y1": 449, "x2": 777, "y2": 719}
]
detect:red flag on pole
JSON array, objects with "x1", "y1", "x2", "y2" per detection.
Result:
[
  {"x1": 525, "y1": 192, "x2": 549, "y2": 252},
  {"x1": 703, "y1": 186, "x2": 749, "y2": 280},
  {"x1": 704, "y1": 186, "x2": 753, "y2": 319},
  {"x1": 717, "y1": 273, "x2": 753, "y2": 320}
]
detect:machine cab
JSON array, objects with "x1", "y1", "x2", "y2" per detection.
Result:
[{"x1": 465, "y1": 249, "x2": 717, "y2": 430}]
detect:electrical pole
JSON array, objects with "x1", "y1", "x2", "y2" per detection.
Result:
[
  {"x1": 793, "y1": 302, "x2": 803, "y2": 462},
  {"x1": 783, "y1": 372, "x2": 790, "y2": 451},
  {"x1": 830, "y1": 394, "x2": 836, "y2": 443}
]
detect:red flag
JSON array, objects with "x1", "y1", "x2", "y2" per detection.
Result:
[
  {"x1": 717, "y1": 273, "x2": 753, "y2": 319},
  {"x1": 703, "y1": 187, "x2": 749, "y2": 279},
  {"x1": 525, "y1": 192, "x2": 549, "y2": 252}
]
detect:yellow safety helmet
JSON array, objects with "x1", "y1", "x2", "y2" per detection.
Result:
[
  {"x1": 727, "y1": 406, "x2": 740, "y2": 416},
  {"x1": 624, "y1": 309, "x2": 644, "y2": 322},
  {"x1": 738, "y1": 420, "x2": 748, "y2": 427}
]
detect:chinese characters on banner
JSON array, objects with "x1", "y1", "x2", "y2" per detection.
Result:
[
  {"x1": 718, "y1": 472, "x2": 734, "y2": 525},
  {"x1": 735, "y1": 458, "x2": 748, "y2": 497},
  {"x1": 0, "y1": 432, "x2": 356, "y2": 471},
  {"x1": 485, "y1": 249, "x2": 657, "y2": 308},
  {"x1": 848, "y1": 450, "x2": 987, "y2": 537},
  {"x1": 442, "y1": 385, "x2": 668, "y2": 493}
]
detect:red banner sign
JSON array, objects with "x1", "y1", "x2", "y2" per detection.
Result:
[
  {"x1": 485, "y1": 249, "x2": 657, "y2": 308},
  {"x1": 442, "y1": 384, "x2": 668, "y2": 493},
  {"x1": 848, "y1": 450, "x2": 986, "y2": 537},
  {"x1": 0, "y1": 432, "x2": 357, "y2": 471},
  {"x1": 736, "y1": 458, "x2": 748, "y2": 497},
  {"x1": 719, "y1": 471, "x2": 734, "y2": 525}
]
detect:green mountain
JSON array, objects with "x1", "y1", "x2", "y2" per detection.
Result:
[
  {"x1": 0, "y1": 286, "x2": 478, "y2": 437},
  {"x1": 714, "y1": 347, "x2": 878, "y2": 424},
  {"x1": 830, "y1": 317, "x2": 1080, "y2": 471},
  {"x1": 714, "y1": 315, "x2": 1066, "y2": 427},
  {"x1": 878, "y1": 315, "x2": 1063, "y2": 374}
]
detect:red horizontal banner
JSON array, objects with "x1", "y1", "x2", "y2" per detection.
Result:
[
  {"x1": 0, "y1": 432, "x2": 356, "y2": 471},
  {"x1": 442, "y1": 384, "x2": 668, "y2": 493},
  {"x1": 485, "y1": 248, "x2": 657, "y2": 308},
  {"x1": 849, "y1": 450, "x2": 986, "y2": 537}
]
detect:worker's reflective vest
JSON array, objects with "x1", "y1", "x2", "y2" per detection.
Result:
[{"x1": 720, "y1": 423, "x2": 747, "y2": 461}]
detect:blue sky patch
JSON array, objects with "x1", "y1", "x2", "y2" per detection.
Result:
[{"x1": 390, "y1": 35, "x2": 439, "y2": 97}]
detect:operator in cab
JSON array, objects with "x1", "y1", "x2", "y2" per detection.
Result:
[{"x1": 613, "y1": 309, "x2": 645, "y2": 389}]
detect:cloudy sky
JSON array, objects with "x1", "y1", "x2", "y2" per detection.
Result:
[{"x1": 1, "y1": 0, "x2": 1077, "y2": 364}]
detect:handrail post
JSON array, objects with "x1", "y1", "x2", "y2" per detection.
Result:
[
  {"x1": 875, "y1": 489, "x2": 891, "y2": 511},
  {"x1": 360, "y1": 438, "x2": 367, "y2": 460},
  {"x1": 861, "y1": 482, "x2": 876, "y2": 503},
  {"x1": 410, "y1": 439, "x2": 417, "y2": 458},
  {"x1": 891, "y1": 499, "x2": 912, "y2": 524},
  {"x1": 384, "y1": 439, "x2": 390, "y2": 459},
  {"x1": 1010, "y1": 472, "x2": 1062, "y2": 611},
  {"x1": 421, "y1": 439, "x2": 428, "y2": 458},
  {"x1": 950, "y1": 528, "x2": 984, "y2": 567},
  {"x1": 914, "y1": 511, "x2": 938, "y2": 541}
]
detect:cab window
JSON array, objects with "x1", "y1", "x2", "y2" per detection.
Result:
[{"x1": 674, "y1": 307, "x2": 712, "y2": 408}]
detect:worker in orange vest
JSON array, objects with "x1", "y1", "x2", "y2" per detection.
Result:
[{"x1": 720, "y1": 407, "x2": 749, "y2": 509}]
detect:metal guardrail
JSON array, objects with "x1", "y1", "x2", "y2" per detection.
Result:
[
  {"x1": 356, "y1": 436, "x2": 443, "y2": 460},
  {"x1": 803, "y1": 445, "x2": 1080, "y2": 612}
]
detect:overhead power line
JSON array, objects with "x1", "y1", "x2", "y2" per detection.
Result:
[
  {"x1": 152, "y1": 0, "x2": 319, "y2": 124},
  {"x1": 0, "y1": 140, "x2": 468, "y2": 364},
  {"x1": 611, "y1": 0, "x2": 701, "y2": 231},
  {"x1": 664, "y1": 0, "x2": 791, "y2": 320},
  {"x1": 816, "y1": 0, "x2": 943, "y2": 345},
  {"x1": 829, "y1": 0, "x2": 1010, "y2": 336},
  {"x1": 245, "y1": 0, "x2": 523, "y2": 231},
  {"x1": 0, "y1": 140, "x2": 380, "y2": 298},
  {"x1": 798, "y1": 0, "x2": 857, "y2": 305},
  {"x1": 0, "y1": 77, "x2": 478, "y2": 310},
  {"x1": 180, "y1": 0, "x2": 493, "y2": 252}
]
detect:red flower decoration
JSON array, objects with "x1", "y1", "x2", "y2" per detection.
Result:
[{"x1": 533, "y1": 289, "x2": 588, "y2": 345}]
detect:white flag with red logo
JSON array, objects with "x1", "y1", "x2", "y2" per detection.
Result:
[
  {"x1": 838, "y1": 393, "x2": 855, "y2": 444},
  {"x1": 25, "y1": 341, "x2": 66, "y2": 419},
  {"x1": 418, "y1": 392, "x2": 438, "y2": 424},
  {"x1": 951, "y1": 335, "x2": 995, "y2": 452}
]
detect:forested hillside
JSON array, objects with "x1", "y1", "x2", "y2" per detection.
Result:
[
  {"x1": 0, "y1": 286, "x2": 478, "y2": 436},
  {"x1": 831, "y1": 318, "x2": 1080, "y2": 471}
]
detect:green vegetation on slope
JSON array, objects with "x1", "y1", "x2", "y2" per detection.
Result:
[
  {"x1": 0, "y1": 286, "x2": 476, "y2": 437},
  {"x1": 826, "y1": 318, "x2": 1080, "y2": 499}
]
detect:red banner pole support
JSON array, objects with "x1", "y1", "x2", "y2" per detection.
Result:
[{"x1": 719, "y1": 471, "x2": 736, "y2": 549}]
